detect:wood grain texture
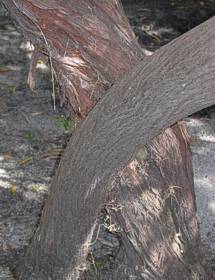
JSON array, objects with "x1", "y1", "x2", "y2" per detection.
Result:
[{"x1": 15, "y1": 15, "x2": 215, "y2": 279}]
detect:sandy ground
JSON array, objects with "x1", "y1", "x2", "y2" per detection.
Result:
[
  {"x1": 0, "y1": 1, "x2": 215, "y2": 279},
  {"x1": 186, "y1": 111, "x2": 215, "y2": 274},
  {"x1": 0, "y1": 6, "x2": 70, "y2": 279}
]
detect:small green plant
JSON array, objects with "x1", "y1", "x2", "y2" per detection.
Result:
[
  {"x1": 24, "y1": 131, "x2": 34, "y2": 141},
  {"x1": 55, "y1": 115, "x2": 73, "y2": 131},
  {"x1": 31, "y1": 185, "x2": 39, "y2": 193},
  {"x1": 31, "y1": 184, "x2": 48, "y2": 193}
]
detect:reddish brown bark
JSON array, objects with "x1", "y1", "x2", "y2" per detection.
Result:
[
  {"x1": 2, "y1": 1, "x2": 214, "y2": 279},
  {"x1": 1, "y1": 0, "x2": 143, "y2": 117}
]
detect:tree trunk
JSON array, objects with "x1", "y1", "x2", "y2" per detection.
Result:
[
  {"x1": 1, "y1": 0, "x2": 143, "y2": 117},
  {"x1": 1, "y1": 0, "x2": 215, "y2": 279}
]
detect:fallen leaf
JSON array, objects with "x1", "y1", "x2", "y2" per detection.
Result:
[
  {"x1": 0, "y1": 66, "x2": 11, "y2": 73},
  {"x1": 9, "y1": 185, "x2": 17, "y2": 195},
  {"x1": 37, "y1": 59, "x2": 45, "y2": 65},
  {"x1": 3, "y1": 152, "x2": 12, "y2": 161}
]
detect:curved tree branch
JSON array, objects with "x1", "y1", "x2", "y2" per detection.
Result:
[{"x1": 16, "y1": 15, "x2": 215, "y2": 279}]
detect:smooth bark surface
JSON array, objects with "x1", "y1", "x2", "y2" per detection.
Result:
[{"x1": 12, "y1": 14, "x2": 215, "y2": 280}]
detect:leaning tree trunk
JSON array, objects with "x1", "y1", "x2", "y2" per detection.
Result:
[{"x1": 1, "y1": 1, "x2": 215, "y2": 279}]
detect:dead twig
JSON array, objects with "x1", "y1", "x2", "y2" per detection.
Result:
[{"x1": 19, "y1": 148, "x2": 65, "y2": 165}]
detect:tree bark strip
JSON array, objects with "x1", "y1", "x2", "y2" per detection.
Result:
[{"x1": 1, "y1": 0, "x2": 143, "y2": 117}]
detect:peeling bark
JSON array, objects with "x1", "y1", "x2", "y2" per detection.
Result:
[
  {"x1": 1, "y1": 0, "x2": 215, "y2": 279},
  {"x1": 1, "y1": 0, "x2": 143, "y2": 117}
]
